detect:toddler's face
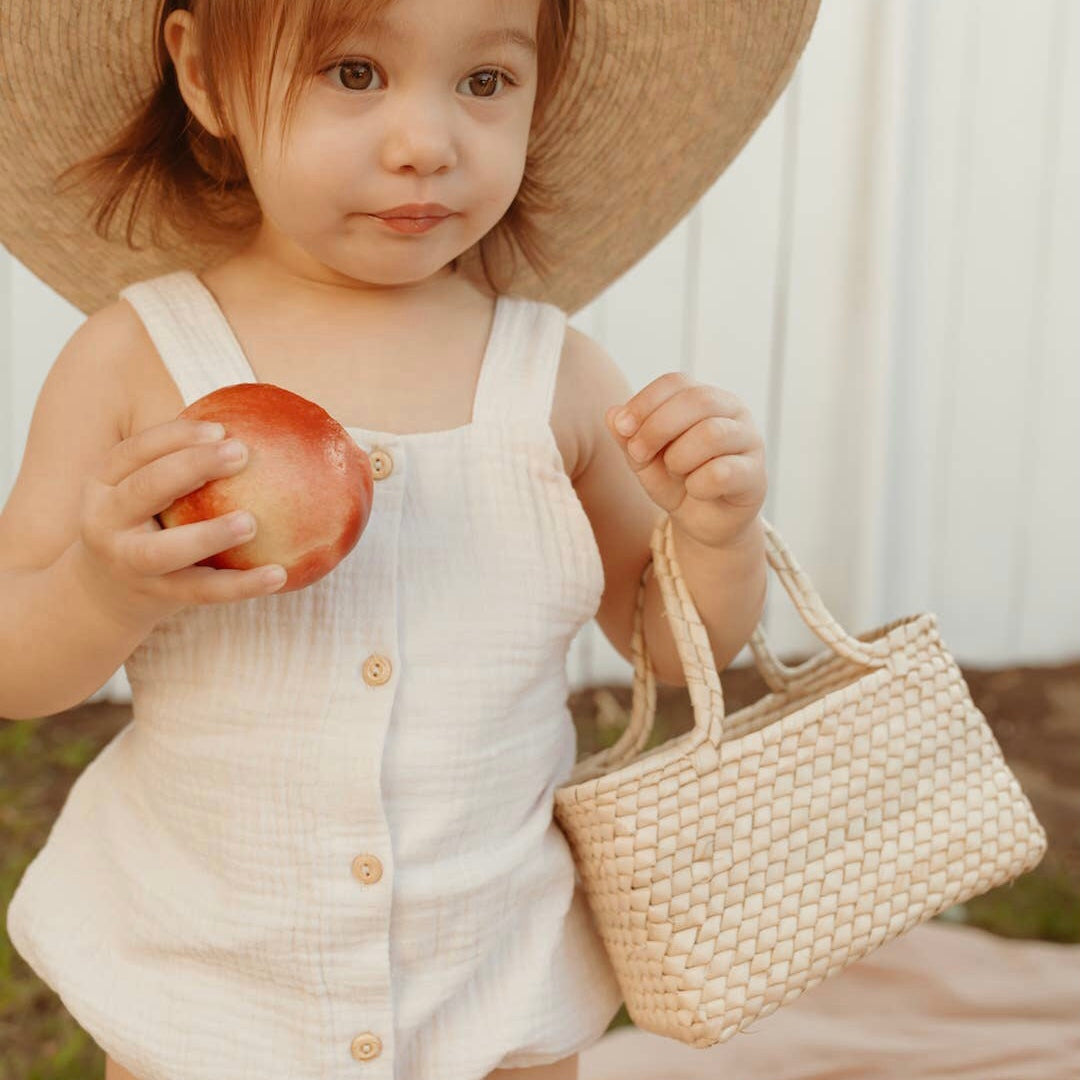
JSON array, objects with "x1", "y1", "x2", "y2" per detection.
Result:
[{"x1": 175, "y1": 0, "x2": 542, "y2": 294}]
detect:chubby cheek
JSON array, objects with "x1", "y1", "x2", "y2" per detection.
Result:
[
  {"x1": 267, "y1": 143, "x2": 347, "y2": 232},
  {"x1": 465, "y1": 130, "x2": 530, "y2": 229}
]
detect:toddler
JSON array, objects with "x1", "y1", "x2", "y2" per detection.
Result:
[{"x1": 0, "y1": 0, "x2": 796, "y2": 1075}]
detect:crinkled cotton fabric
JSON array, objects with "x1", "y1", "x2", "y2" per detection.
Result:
[{"x1": 7, "y1": 269, "x2": 624, "y2": 1080}]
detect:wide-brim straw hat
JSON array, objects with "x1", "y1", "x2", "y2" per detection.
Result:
[{"x1": 0, "y1": 0, "x2": 820, "y2": 317}]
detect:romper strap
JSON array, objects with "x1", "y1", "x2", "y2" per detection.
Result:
[
  {"x1": 471, "y1": 294, "x2": 569, "y2": 429},
  {"x1": 118, "y1": 269, "x2": 258, "y2": 408}
]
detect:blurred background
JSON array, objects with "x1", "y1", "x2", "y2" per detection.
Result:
[{"x1": 2, "y1": 0, "x2": 1078, "y2": 1076}]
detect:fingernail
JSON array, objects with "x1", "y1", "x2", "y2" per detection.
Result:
[
  {"x1": 615, "y1": 410, "x2": 637, "y2": 435},
  {"x1": 197, "y1": 422, "x2": 227, "y2": 441},
  {"x1": 628, "y1": 438, "x2": 647, "y2": 461},
  {"x1": 229, "y1": 510, "x2": 256, "y2": 536},
  {"x1": 263, "y1": 566, "x2": 287, "y2": 587}
]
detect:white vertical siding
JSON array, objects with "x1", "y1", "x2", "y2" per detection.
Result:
[{"x1": 566, "y1": 0, "x2": 1080, "y2": 688}]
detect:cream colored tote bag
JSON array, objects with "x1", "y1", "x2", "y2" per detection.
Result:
[{"x1": 553, "y1": 513, "x2": 1048, "y2": 1048}]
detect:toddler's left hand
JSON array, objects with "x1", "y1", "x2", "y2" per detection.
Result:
[{"x1": 605, "y1": 373, "x2": 767, "y2": 550}]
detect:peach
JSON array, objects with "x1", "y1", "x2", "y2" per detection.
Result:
[{"x1": 157, "y1": 383, "x2": 374, "y2": 593}]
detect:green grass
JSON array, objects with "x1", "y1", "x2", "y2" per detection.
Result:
[
  {"x1": 1, "y1": 714, "x2": 113, "y2": 1080},
  {"x1": 961, "y1": 864, "x2": 1080, "y2": 943}
]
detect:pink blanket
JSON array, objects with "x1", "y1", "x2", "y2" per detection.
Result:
[{"x1": 580, "y1": 921, "x2": 1080, "y2": 1079}]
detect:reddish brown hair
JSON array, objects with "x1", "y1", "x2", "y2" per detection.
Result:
[{"x1": 55, "y1": 0, "x2": 577, "y2": 295}]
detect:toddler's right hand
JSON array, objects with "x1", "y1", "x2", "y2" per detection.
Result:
[{"x1": 74, "y1": 419, "x2": 287, "y2": 627}]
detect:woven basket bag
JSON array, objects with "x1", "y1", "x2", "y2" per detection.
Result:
[{"x1": 553, "y1": 512, "x2": 1048, "y2": 1049}]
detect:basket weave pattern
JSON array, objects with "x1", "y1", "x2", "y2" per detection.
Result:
[{"x1": 553, "y1": 513, "x2": 1047, "y2": 1048}]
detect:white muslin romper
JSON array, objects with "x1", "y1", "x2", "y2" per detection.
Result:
[{"x1": 6, "y1": 269, "x2": 624, "y2": 1080}]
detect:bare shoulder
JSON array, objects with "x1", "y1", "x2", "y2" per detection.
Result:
[
  {"x1": 50, "y1": 294, "x2": 162, "y2": 441},
  {"x1": 31, "y1": 296, "x2": 144, "y2": 448},
  {"x1": 107, "y1": 294, "x2": 177, "y2": 440},
  {"x1": 555, "y1": 326, "x2": 679, "y2": 681},
  {"x1": 0, "y1": 298, "x2": 146, "y2": 572},
  {"x1": 94, "y1": 292, "x2": 189, "y2": 442},
  {"x1": 551, "y1": 322, "x2": 634, "y2": 482},
  {"x1": 555, "y1": 325, "x2": 633, "y2": 476}
]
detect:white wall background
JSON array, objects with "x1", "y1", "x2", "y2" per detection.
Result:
[{"x1": 2, "y1": 0, "x2": 1079, "y2": 710}]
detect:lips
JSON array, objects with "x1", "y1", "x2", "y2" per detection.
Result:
[
  {"x1": 370, "y1": 215, "x2": 450, "y2": 234},
  {"x1": 373, "y1": 203, "x2": 453, "y2": 219}
]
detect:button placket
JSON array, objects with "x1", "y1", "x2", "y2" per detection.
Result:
[
  {"x1": 345, "y1": 441, "x2": 399, "y2": 1073},
  {"x1": 355, "y1": 652, "x2": 389, "y2": 1064}
]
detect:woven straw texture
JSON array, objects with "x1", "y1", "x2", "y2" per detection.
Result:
[{"x1": 553, "y1": 513, "x2": 1048, "y2": 1049}]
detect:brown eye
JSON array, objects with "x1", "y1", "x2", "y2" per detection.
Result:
[
  {"x1": 335, "y1": 60, "x2": 380, "y2": 92},
  {"x1": 466, "y1": 70, "x2": 504, "y2": 98}
]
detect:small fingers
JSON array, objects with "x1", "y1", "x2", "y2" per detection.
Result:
[
  {"x1": 684, "y1": 451, "x2": 766, "y2": 503},
  {"x1": 113, "y1": 436, "x2": 249, "y2": 531},
  {"x1": 655, "y1": 415, "x2": 760, "y2": 476},
  {"x1": 123, "y1": 508, "x2": 259, "y2": 578},
  {"x1": 162, "y1": 562, "x2": 290, "y2": 605},
  {"x1": 609, "y1": 385, "x2": 725, "y2": 468},
  {"x1": 610, "y1": 372, "x2": 694, "y2": 438},
  {"x1": 100, "y1": 418, "x2": 228, "y2": 487}
]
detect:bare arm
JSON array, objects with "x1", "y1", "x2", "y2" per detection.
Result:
[
  {"x1": 0, "y1": 300, "x2": 282, "y2": 722},
  {"x1": 0, "y1": 543, "x2": 160, "y2": 721}
]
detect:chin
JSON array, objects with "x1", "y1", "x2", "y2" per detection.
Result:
[{"x1": 332, "y1": 253, "x2": 459, "y2": 289}]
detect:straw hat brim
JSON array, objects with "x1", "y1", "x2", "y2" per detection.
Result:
[{"x1": 0, "y1": 0, "x2": 820, "y2": 316}]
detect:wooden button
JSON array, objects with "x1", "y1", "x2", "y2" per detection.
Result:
[
  {"x1": 362, "y1": 655, "x2": 392, "y2": 685},
  {"x1": 370, "y1": 449, "x2": 393, "y2": 480},
  {"x1": 350, "y1": 1032, "x2": 382, "y2": 1061},
  {"x1": 351, "y1": 854, "x2": 383, "y2": 884}
]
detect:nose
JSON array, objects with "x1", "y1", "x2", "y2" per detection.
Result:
[{"x1": 378, "y1": 89, "x2": 458, "y2": 176}]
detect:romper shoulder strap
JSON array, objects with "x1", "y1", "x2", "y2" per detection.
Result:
[
  {"x1": 471, "y1": 293, "x2": 569, "y2": 429},
  {"x1": 118, "y1": 269, "x2": 258, "y2": 408}
]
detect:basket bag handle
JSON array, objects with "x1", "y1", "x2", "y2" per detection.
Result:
[{"x1": 570, "y1": 513, "x2": 894, "y2": 784}]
